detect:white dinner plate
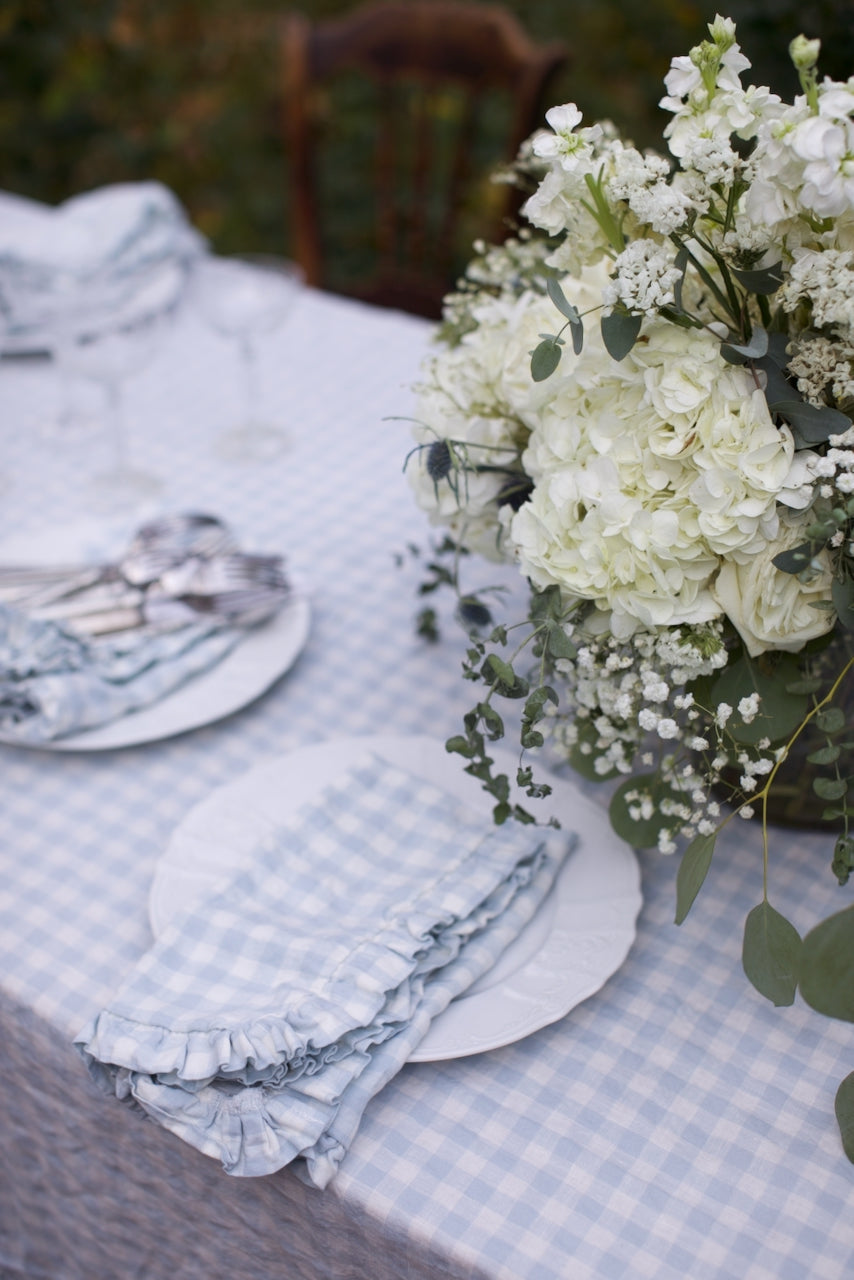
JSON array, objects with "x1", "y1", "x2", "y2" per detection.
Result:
[
  {"x1": 0, "y1": 518, "x2": 311, "y2": 751},
  {"x1": 149, "y1": 734, "x2": 642, "y2": 1061}
]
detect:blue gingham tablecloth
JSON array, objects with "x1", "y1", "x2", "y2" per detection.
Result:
[{"x1": 0, "y1": 281, "x2": 853, "y2": 1280}]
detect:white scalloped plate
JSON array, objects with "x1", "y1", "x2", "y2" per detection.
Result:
[
  {"x1": 149, "y1": 734, "x2": 642, "y2": 1061},
  {"x1": 0, "y1": 518, "x2": 310, "y2": 750}
]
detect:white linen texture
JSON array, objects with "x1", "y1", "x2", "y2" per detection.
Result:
[{"x1": 76, "y1": 753, "x2": 572, "y2": 1186}]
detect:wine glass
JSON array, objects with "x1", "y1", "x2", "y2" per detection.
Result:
[
  {"x1": 188, "y1": 254, "x2": 303, "y2": 461},
  {"x1": 51, "y1": 258, "x2": 187, "y2": 508}
]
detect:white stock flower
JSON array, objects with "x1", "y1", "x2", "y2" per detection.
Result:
[
  {"x1": 531, "y1": 105, "x2": 603, "y2": 171},
  {"x1": 602, "y1": 241, "x2": 683, "y2": 315},
  {"x1": 781, "y1": 248, "x2": 854, "y2": 330}
]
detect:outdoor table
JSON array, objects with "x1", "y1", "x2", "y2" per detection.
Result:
[{"x1": 1, "y1": 278, "x2": 852, "y2": 1280}]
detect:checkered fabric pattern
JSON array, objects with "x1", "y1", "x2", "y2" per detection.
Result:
[
  {"x1": 1, "y1": 282, "x2": 853, "y2": 1279},
  {"x1": 0, "y1": 605, "x2": 241, "y2": 742},
  {"x1": 77, "y1": 752, "x2": 567, "y2": 1185}
]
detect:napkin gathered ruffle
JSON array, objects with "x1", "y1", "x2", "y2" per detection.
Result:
[
  {"x1": 0, "y1": 604, "x2": 240, "y2": 743},
  {"x1": 76, "y1": 754, "x2": 572, "y2": 1186}
]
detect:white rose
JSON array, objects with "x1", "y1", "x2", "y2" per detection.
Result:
[{"x1": 712, "y1": 523, "x2": 835, "y2": 656}]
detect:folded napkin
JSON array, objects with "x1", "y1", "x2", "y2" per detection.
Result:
[
  {"x1": 0, "y1": 604, "x2": 240, "y2": 744},
  {"x1": 76, "y1": 754, "x2": 572, "y2": 1186},
  {"x1": 0, "y1": 182, "x2": 205, "y2": 350}
]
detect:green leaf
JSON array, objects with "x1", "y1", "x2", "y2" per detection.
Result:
[
  {"x1": 546, "y1": 276, "x2": 580, "y2": 324},
  {"x1": 813, "y1": 776, "x2": 848, "y2": 801},
  {"x1": 530, "y1": 337, "x2": 562, "y2": 382},
  {"x1": 600, "y1": 309, "x2": 643, "y2": 361},
  {"x1": 816, "y1": 707, "x2": 846, "y2": 735},
  {"x1": 608, "y1": 773, "x2": 685, "y2": 849},
  {"x1": 544, "y1": 280, "x2": 585, "y2": 354},
  {"x1": 800, "y1": 905, "x2": 854, "y2": 1022},
  {"x1": 523, "y1": 685, "x2": 558, "y2": 723},
  {"x1": 445, "y1": 734, "x2": 475, "y2": 758},
  {"x1": 807, "y1": 744, "x2": 842, "y2": 765},
  {"x1": 721, "y1": 327, "x2": 769, "y2": 364},
  {"x1": 675, "y1": 832, "x2": 716, "y2": 924},
  {"x1": 731, "y1": 261, "x2": 784, "y2": 294},
  {"x1": 479, "y1": 703, "x2": 505, "y2": 740},
  {"x1": 772, "y1": 541, "x2": 816, "y2": 575},
  {"x1": 785, "y1": 676, "x2": 823, "y2": 695},
  {"x1": 672, "y1": 245, "x2": 688, "y2": 312},
  {"x1": 546, "y1": 622, "x2": 577, "y2": 660},
  {"x1": 833, "y1": 578, "x2": 854, "y2": 630},
  {"x1": 756, "y1": 354, "x2": 795, "y2": 405},
  {"x1": 530, "y1": 584, "x2": 564, "y2": 623},
  {"x1": 835, "y1": 1072, "x2": 854, "y2": 1163},
  {"x1": 710, "y1": 653, "x2": 808, "y2": 745},
  {"x1": 568, "y1": 718, "x2": 619, "y2": 782},
  {"x1": 742, "y1": 901, "x2": 802, "y2": 1006},
  {"x1": 771, "y1": 399, "x2": 852, "y2": 446}
]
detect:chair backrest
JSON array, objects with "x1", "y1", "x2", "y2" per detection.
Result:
[{"x1": 281, "y1": 2, "x2": 567, "y2": 317}]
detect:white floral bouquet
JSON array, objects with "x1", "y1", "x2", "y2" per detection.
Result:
[{"x1": 406, "y1": 17, "x2": 854, "y2": 1159}]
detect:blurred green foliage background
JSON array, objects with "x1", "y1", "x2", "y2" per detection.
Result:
[{"x1": 2, "y1": 0, "x2": 853, "y2": 264}]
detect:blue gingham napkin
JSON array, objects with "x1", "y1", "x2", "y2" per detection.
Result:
[
  {"x1": 76, "y1": 753, "x2": 572, "y2": 1187},
  {"x1": 0, "y1": 604, "x2": 240, "y2": 743}
]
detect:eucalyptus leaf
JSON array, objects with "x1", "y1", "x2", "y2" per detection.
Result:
[
  {"x1": 530, "y1": 584, "x2": 564, "y2": 623},
  {"x1": 721, "y1": 327, "x2": 769, "y2": 363},
  {"x1": 770, "y1": 399, "x2": 852, "y2": 445},
  {"x1": 765, "y1": 332, "x2": 791, "y2": 369},
  {"x1": 675, "y1": 832, "x2": 716, "y2": 924},
  {"x1": 531, "y1": 337, "x2": 562, "y2": 382},
  {"x1": 609, "y1": 773, "x2": 684, "y2": 848},
  {"x1": 813, "y1": 777, "x2": 848, "y2": 801},
  {"x1": 482, "y1": 653, "x2": 515, "y2": 687},
  {"x1": 731, "y1": 261, "x2": 784, "y2": 294},
  {"x1": 756, "y1": 354, "x2": 795, "y2": 405},
  {"x1": 742, "y1": 901, "x2": 801, "y2": 1006},
  {"x1": 832, "y1": 577, "x2": 854, "y2": 630},
  {"x1": 772, "y1": 541, "x2": 814, "y2": 575},
  {"x1": 673, "y1": 245, "x2": 688, "y2": 312},
  {"x1": 835, "y1": 1072, "x2": 854, "y2": 1164},
  {"x1": 806, "y1": 744, "x2": 842, "y2": 765},
  {"x1": 710, "y1": 653, "x2": 808, "y2": 745},
  {"x1": 546, "y1": 276, "x2": 581, "y2": 324},
  {"x1": 785, "y1": 676, "x2": 823, "y2": 695},
  {"x1": 816, "y1": 707, "x2": 846, "y2": 735},
  {"x1": 601, "y1": 309, "x2": 643, "y2": 362},
  {"x1": 546, "y1": 622, "x2": 577, "y2": 660},
  {"x1": 799, "y1": 904, "x2": 854, "y2": 1022},
  {"x1": 569, "y1": 719, "x2": 619, "y2": 782}
]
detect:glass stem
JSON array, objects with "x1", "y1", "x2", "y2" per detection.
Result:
[
  {"x1": 239, "y1": 336, "x2": 260, "y2": 428},
  {"x1": 107, "y1": 381, "x2": 129, "y2": 474}
]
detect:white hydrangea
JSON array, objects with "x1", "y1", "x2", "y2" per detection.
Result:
[{"x1": 510, "y1": 317, "x2": 806, "y2": 634}]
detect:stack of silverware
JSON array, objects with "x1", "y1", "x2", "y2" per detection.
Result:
[{"x1": 0, "y1": 513, "x2": 290, "y2": 637}]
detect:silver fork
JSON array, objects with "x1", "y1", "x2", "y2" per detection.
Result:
[
  {"x1": 0, "y1": 512, "x2": 237, "y2": 605},
  {"x1": 69, "y1": 583, "x2": 290, "y2": 636}
]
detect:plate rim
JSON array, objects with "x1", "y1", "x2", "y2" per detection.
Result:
[
  {"x1": 0, "y1": 518, "x2": 310, "y2": 751},
  {"x1": 149, "y1": 733, "x2": 642, "y2": 1061}
]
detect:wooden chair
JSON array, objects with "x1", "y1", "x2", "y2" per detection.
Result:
[{"x1": 281, "y1": 2, "x2": 567, "y2": 318}]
